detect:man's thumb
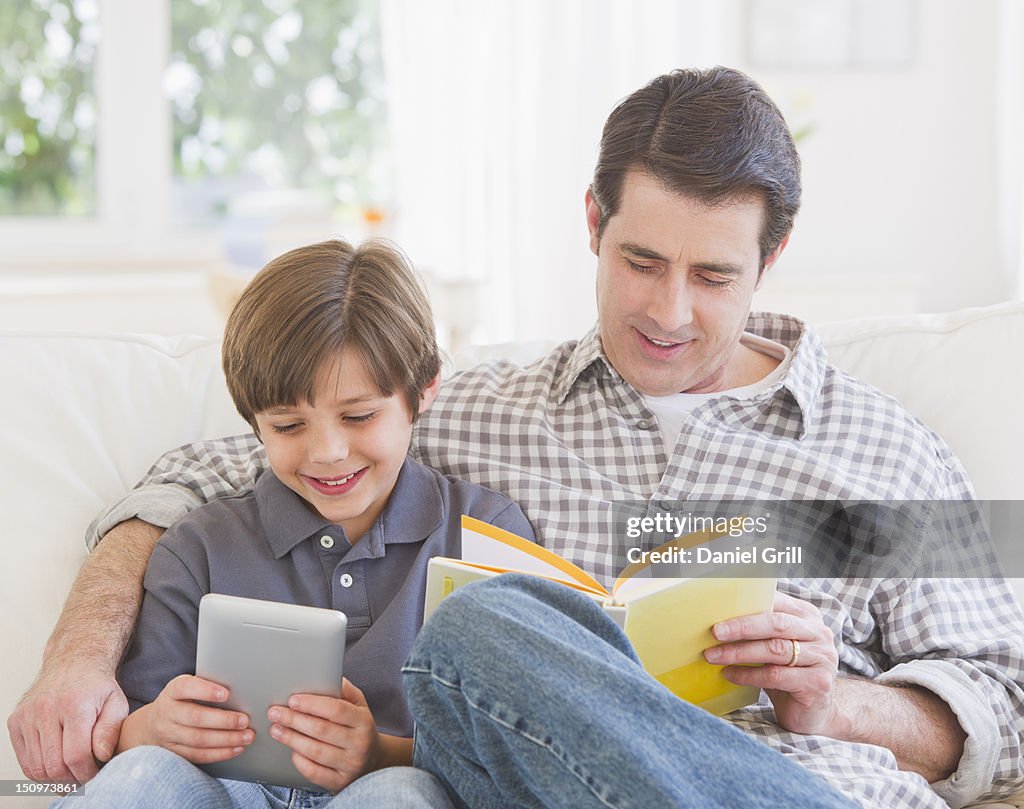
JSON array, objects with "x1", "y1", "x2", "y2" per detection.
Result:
[{"x1": 91, "y1": 696, "x2": 127, "y2": 763}]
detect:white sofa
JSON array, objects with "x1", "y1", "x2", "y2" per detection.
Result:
[{"x1": 2, "y1": 302, "x2": 1023, "y2": 808}]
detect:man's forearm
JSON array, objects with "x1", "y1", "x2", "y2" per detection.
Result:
[
  {"x1": 828, "y1": 676, "x2": 966, "y2": 783},
  {"x1": 43, "y1": 519, "x2": 163, "y2": 674}
]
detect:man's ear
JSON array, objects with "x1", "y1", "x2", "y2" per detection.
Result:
[
  {"x1": 756, "y1": 234, "x2": 790, "y2": 289},
  {"x1": 585, "y1": 187, "x2": 602, "y2": 256},
  {"x1": 417, "y1": 370, "x2": 443, "y2": 416}
]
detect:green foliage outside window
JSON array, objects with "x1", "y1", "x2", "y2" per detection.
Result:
[
  {"x1": 0, "y1": 0, "x2": 387, "y2": 220},
  {"x1": 169, "y1": 0, "x2": 388, "y2": 221},
  {"x1": 0, "y1": 0, "x2": 97, "y2": 216}
]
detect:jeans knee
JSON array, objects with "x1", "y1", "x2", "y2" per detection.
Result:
[{"x1": 101, "y1": 745, "x2": 193, "y2": 785}]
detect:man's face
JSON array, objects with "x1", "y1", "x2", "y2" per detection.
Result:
[{"x1": 590, "y1": 169, "x2": 784, "y2": 396}]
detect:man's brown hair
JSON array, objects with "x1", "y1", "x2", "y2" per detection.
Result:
[
  {"x1": 222, "y1": 238, "x2": 440, "y2": 431},
  {"x1": 590, "y1": 66, "x2": 801, "y2": 267}
]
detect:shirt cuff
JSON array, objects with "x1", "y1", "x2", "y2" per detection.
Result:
[
  {"x1": 85, "y1": 483, "x2": 205, "y2": 551},
  {"x1": 876, "y1": 659, "x2": 1000, "y2": 808}
]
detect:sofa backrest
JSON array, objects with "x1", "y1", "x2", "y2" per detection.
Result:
[{"x1": 0, "y1": 300, "x2": 1021, "y2": 794}]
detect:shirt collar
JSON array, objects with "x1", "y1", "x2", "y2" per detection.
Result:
[
  {"x1": 552, "y1": 324, "x2": 615, "y2": 404},
  {"x1": 256, "y1": 456, "x2": 445, "y2": 560},
  {"x1": 554, "y1": 314, "x2": 827, "y2": 430}
]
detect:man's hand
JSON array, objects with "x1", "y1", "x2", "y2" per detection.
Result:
[
  {"x1": 703, "y1": 590, "x2": 840, "y2": 735},
  {"x1": 267, "y1": 678, "x2": 411, "y2": 793},
  {"x1": 703, "y1": 590, "x2": 968, "y2": 782},
  {"x1": 7, "y1": 668, "x2": 128, "y2": 783},
  {"x1": 117, "y1": 675, "x2": 253, "y2": 764},
  {"x1": 6, "y1": 518, "x2": 163, "y2": 783}
]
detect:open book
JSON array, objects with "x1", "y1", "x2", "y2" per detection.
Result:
[{"x1": 424, "y1": 516, "x2": 776, "y2": 716}]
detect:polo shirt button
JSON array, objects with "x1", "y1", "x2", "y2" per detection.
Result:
[
  {"x1": 320, "y1": 535, "x2": 335, "y2": 549},
  {"x1": 339, "y1": 573, "x2": 354, "y2": 588}
]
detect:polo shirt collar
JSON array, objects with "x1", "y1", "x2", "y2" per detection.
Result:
[
  {"x1": 555, "y1": 315, "x2": 826, "y2": 430},
  {"x1": 255, "y1": 456, "x2": 445, "y2": 560}
]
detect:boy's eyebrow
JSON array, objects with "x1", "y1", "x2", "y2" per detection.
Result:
[
  {"x1": 620, "y1": 242, "x2": 745, "y2": 275},
  {"x1": 264, "y1": 394, "x2": 381, "y2": 414}
]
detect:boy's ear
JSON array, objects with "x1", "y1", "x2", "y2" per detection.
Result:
[{"x1": 417, "y1": 371, "x2": 443, "y2": 415}]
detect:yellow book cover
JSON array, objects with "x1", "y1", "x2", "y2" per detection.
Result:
[{"x1": 423, "y1": 516, "x2": 775, "y2": 716}]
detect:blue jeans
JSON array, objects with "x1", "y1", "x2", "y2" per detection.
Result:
[
  {"x1": 50, "y1": 746, "x2": 454, "y2": 808},
  {"x1": 402, "y1": 574, "x2": 860, "y2": 809}
]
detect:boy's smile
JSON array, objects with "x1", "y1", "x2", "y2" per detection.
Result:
[{"x1": 254, "y1": 347, "x2": 437, "y2": 543}]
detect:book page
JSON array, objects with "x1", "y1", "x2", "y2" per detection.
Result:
[{"x1": 461, "y1": 516, "x2": 607, "y2": 596}]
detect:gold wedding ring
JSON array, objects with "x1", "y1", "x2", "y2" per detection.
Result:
[{"x1": 787, "y1": 638, "x2": 801, "y2": 667}]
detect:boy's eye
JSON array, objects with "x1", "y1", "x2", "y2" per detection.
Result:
[
  {"x1": 271, "y1": 423, "x2": 301, "y2": 434},
  {"x1": 345, "y1": 412, "x2": 377, "y2": 424}
]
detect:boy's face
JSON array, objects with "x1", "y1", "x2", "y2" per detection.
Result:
[{"x1": 254, "y1": 347, "x2": 438, "y2": 543}]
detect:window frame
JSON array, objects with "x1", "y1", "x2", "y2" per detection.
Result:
[{"x1": 0, "y1": 0, "x2": 219, "y2": 275}]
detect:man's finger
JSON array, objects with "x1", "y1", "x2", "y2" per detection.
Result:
[
  {"x1": 63, "y1": 703, "x2": 101, "y2": 783},
  {"x1": 40, "y1": 712, "x2": 76, "y2": 782},
  {"x1": 90, "y1": 690, "x2": 129, "y2": 768}
]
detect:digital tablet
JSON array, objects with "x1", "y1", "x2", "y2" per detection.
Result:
[{"x1": 195, "y1": 593, "x2": 347, "y2": 789}]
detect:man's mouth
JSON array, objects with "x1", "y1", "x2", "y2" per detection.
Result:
[{"x1": 637, "y1": 329, "x2": 689, "y2": 349}]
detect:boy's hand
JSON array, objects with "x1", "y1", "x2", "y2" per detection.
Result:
[
  {"x1": 268, "y1": 678, "x2": 410, "y2": 793},
  {"x1": 117, "y1": 674, "x2": 254, "y2": 764}
]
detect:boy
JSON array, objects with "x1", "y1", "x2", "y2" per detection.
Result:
[{"x1": 56, "y1": 239, "x2": 531, "y2": 808}]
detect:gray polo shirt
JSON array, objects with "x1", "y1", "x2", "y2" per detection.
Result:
[{"x1": 118, "y1": 455, "x2": 533, "y2": 736}]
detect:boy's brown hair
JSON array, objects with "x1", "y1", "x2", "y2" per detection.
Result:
[{"x1": 222, "y1": 238, "x2": 440, "y2": 431}]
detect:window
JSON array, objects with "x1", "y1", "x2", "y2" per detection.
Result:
[
  {"x1": 0, "y1": 0, "x2": 99, "y2": 216},
  {"x1": 0, "y1": 0, "x2": 388, "y2": 268}
]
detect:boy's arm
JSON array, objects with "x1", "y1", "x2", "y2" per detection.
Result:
[{"x1": 7, "y1": 518, "x2": 163, "y2": 784}]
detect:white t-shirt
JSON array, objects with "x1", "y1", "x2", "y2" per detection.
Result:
[{"x1": 643, "y1": 332, "x2": 793, "y2": 457}]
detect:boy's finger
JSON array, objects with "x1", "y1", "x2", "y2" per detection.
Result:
[
  {"x1": 283, "y1": 694, "x2": 351, "y2": 725},
  {"x1": 169, "y1": 724, "x2": 255, "y2": 751},
  {"x1": 167, "y1": 742, "x2": 248, "y2": 765},
  {"x1": 269, "y1": 706, "x2": 344, "y2": 746},
  {"x1": 340, "y1": 678, "x2": 367, "y2": 707},
  {"x1": 165, "y1": 674, "x2": 230, "y2": 703},
  {"x1": 175, "y1": 701, "x2": 251, "y2": 731},
  {"x1": 269, "y1": 721, "x2": 336, "y2": 766}
]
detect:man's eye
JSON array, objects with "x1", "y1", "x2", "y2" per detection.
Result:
[
  {"x1": 626, "y1": 260, "x2": 655, "y2": 274},
  {"x1": 698, "y1": 275, "x2": 731, "y2": 288},
  {"x1": 272, "y1": 423, "x2": 300, "y2": 434}
]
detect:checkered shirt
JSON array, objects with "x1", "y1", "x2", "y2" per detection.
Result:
[{"x1": 93, "y1": 313, "x2": 1024, "y2": 808}]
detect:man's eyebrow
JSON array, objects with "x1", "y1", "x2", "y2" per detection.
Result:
[
  {"x1": 620, "y1": 242, "x2": 746, "y2": 275},
  {"x1": 692, "y1": 261, "x2": 746, "y2": 276},
  {"x1": 619, "y1": 242, "x2": 669, "y2": 262}
]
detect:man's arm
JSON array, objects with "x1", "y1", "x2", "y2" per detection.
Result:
[
  {"x1": 827, "y1": 676, "x2": 966, "y2": 783},
  {"x1": 6, "y1": 519, "x2": 163, "y2": 783},
  {"x1": 707, "y1": 590, "x2": 964, "y2": 780}
]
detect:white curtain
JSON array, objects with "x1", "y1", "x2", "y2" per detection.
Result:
[
  {"x1": 998, "y1": 0, "x2": 1024, "y2": 300},
  {"x1": 379, "y1": 0, "x2": 729, "y2": 345}
]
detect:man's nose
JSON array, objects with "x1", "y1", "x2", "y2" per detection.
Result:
[{"x1": 646, "y1": 274, "x2": 694, "y2": 334}]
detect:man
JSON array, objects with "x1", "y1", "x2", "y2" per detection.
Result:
[{"x1": 9, "y1": 67, "x2": 1024, "y2": 808}]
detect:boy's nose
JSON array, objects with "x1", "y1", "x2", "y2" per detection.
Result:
[{"x1": 308, "y1": 429, "x2": 349, "y2": 464}]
